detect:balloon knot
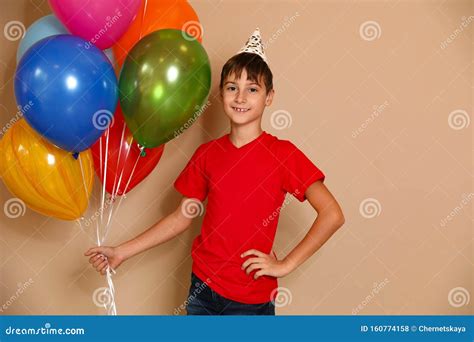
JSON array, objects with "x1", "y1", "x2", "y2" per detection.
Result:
[{"x1": 72, "y1": 152, "x2": 79, "y2": 159}]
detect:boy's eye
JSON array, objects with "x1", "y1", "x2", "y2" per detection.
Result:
[
  {"x1": 249, "y1": 88, "x2": 258, "y2": 93},
  {"x1": 227, "y1": 86, "x2": 236, "y2": 91}
]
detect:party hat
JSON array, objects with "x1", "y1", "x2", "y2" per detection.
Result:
[{"x1": 236, "y1": 28, "x2": 267, "y2": 63}]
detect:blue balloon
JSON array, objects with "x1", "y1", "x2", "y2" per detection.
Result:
[
  {"x1": 14, "y1": 35, "x2": 118, "y2": 153},
  {"x1": 16, "y1": 14, "x2": 68, "y2": 64}
]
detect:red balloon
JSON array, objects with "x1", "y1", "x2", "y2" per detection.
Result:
[{"x1": 91, "y1": 106, "x2": 164, "y2": 196}]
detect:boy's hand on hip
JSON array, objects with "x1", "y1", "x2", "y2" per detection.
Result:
[
  {"x1": 241, "y1": 249, "x2": 291, "y2": 279},
  {"x1": 84, "y1": 246, "x2": 124, "y2": 275}
]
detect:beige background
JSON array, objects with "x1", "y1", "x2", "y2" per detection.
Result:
[{"x1": 0, "y1": 0, "x2": 472, "y2": 315}]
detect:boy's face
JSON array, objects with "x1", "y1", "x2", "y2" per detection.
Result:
[{"x1": 220, "y1": 69, "x2": 274, "y2": 126}]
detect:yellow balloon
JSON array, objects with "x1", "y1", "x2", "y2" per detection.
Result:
[{"x1": 0, "y1": 120, "x2": 94, "y2": 220}]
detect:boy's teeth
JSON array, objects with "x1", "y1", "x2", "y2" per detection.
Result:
[{"x1": 234, "y1": 107, "x2": 249, "y2": 112}]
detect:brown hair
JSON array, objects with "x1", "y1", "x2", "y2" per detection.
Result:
[{"x1": 219, "y1": 52, "x2": 273, "y2": 94}]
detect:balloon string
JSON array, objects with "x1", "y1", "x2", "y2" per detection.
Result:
[
  {"x1": 77, "y1": 155, "x2": 90, "y2": 241},
  {"x1": 76, "y1": 142, "x2": 117, "y2": 316},
  {"x1": 100, "y1": 134, "x2": 134, "y2": 245},
  {"x1": 100, "y1": 123, "x2": 127, "y2": 243},
  {"x1": 77, "y1": 154, "x2": 90, "y2": 215},
  {"x1": 96, "y1": 137, "x2": 104, "y2": 245},
  {"x1": 105, "y1": 267, "x2": 117, "y2": 315},
  {"x1": 100, "y1": 127, "x2": 117, "y2": 316},
  {"x1": 99, "y1": 135, "x2": 103, "y2": 183},
  {"x1": 121, "y1": 146, "x2": 144, "y2": 200},
  {"x1": 113, "y1": 136, "x2": 133, "y2": 201},
  {"x1": 78, "y1": 155, "x2": 86, "y2": 199},
  {"x1": 99, "y1": 128, "x2": 110, "y2": 240},
  {"x1": 108, "y1": 123, "x2": 127, "y2": 203},
  {"x1": 76, "y1": 218, "x2": 85, "y2": 234},
  {"x1": 102, "y1": 145, "x2": 142, "y2": 244},
  {"x1": 76, "y1": 157, "x2": 99, "y2": 246},
  {"x1": 140, "y1": 0, "x2": 148, "y2": 40},
  {"x1": 102, "y1": 198, "x2": 116, "y2": 246}
]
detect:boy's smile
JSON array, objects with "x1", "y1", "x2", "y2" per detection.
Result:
[
  {"x1": 232, "y1": 107, "x2": 250, "y2": 112},
  {"x1": 221, "y1": 69, "x2": 274, "y2": 126}
]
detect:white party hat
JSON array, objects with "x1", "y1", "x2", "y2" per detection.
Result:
[{"x1": 236, "y1": 28, "x2": 268, "y2": 63}]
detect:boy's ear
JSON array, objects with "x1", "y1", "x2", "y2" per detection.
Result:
[{"x1": 265, "y1": 89, "x2": 275, "y2": 106}]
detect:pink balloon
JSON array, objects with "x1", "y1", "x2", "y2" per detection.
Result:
[{"x1": 49, "y1": 0, "x2": 141, "y2": 49}]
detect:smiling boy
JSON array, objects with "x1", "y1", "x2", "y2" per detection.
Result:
[{"x1": 85, "y1": 28, "x2": 345, "y2": 315}]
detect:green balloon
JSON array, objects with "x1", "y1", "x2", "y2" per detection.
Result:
[{"x1": 119, "y1": 29, "x2": 211, "y2": 148}]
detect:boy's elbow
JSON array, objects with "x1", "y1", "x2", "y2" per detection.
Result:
[
  {"x1": 330, "y1": 211, "x2": 345, "y2": 228},
  {"x1": 332, "y1": 204, "x2": 345, "y2": 227},
  {"x1": 172, "y1": 209, "x2": 193, "y2": 234},
  {"x1": 337, "y1": 214, "x2": 345, "y2": 227}
]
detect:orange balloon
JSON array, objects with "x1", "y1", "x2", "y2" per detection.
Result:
[
  {"x1": 0, "y1": 120, "x2": 94, "y2": 220},
  {"x1": 113, "y1": 0, "x2": 202, "y2": 69}
]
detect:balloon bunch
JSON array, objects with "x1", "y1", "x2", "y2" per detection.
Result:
[{"x1": 1, "y1": 0, "x2": 211, "y2": 315}]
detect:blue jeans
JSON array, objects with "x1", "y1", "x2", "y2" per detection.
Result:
[{"x1": 186, "y1": 272, "x2": 275, "y2": 315}]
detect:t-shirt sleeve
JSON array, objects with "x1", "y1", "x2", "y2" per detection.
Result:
[
  {"x1": 281, "y1": 141, "x2": 325, "y2": 202},
  {"x1": 174, "y1": 144, "x2": 208, "y2": 201}
]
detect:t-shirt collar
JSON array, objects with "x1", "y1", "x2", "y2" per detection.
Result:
[{"x1": 225, "y1": 131, "x2": 268, "y2": 150}]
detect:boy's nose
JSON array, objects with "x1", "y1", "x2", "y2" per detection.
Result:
[{"x1": 235, "y1": 92, "x2": 247, "y2": 103}]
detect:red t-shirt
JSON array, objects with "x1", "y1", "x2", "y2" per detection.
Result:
[{"x1": 174, "y1": 131, "x2": 325, "y2": 304}]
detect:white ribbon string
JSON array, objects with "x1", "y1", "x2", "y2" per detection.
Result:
[
  {"x1": 99, "y1": 128, "x2": 110, "y2": 235},
  {"x1": 102, "y1": 146, "x2": 143, "y2": 244},
  {"x1": 101, "y1": 126, "x2": 130, "y2": 245},
  {"x1": 104, "y1": 267, "x2": 117, "y2": 315},
  {"x1": 77, "y1": 135, "x2": 118, "y2": 316},
  {"x1": 97, "y1": 127, "x2": 117, "y2": 315},
  {"x1": 78, "y1": 128, "x2": 145, "y2": 315}
]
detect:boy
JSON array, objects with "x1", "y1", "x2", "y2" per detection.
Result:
[{"x1": 85, "y1": 29, "x2": 345, "y2": 315}]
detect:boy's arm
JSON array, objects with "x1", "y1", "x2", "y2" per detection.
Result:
[
  {"x1": 241, "y1": 181, "x2": 345, "y2": 279},
  {"x1": 116, "y1": 197, "x2": 195, "y2": 260},
  {"x1": 279, "y1": 180, "x2": 345, "y2": 272},
  {"x1": 84, "y1": 197, "x2": 195, "y2": 274}
]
